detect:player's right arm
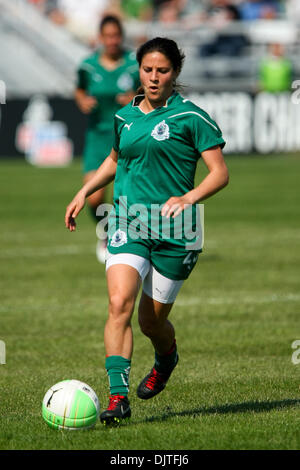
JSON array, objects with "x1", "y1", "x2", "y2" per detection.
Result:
[
  {"x1": 65, "y1": 149, "x2": 118, "y2": 231},
  {"x1": 74, "y1": 88, "x2": 97, "y2": 114}
]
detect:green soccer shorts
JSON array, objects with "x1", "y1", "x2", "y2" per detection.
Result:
[{"x1": 106, "y1": 234, "x2": 199, "y2": 281}]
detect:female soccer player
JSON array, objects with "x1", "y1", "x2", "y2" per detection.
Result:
[
  {"x1": 66, "y1": 37, "x2": 229, "y2": 425},
  {"x1": 75, "y1": 14, "x2": 140, "y2": 262}
]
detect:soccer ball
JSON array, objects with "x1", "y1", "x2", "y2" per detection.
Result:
[{"x1": 42, "y1": 379, "x2": 100, "y2": 430}]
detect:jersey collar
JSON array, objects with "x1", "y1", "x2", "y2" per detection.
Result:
[{"x1": 132, "y1": 90, "x2": 178, "y2": 109}]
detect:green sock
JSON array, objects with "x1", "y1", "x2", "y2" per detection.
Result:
[
  {"x1": 154, "y1": 340, "x2": 178, "y2": 374},
  {"x1": 105, "y1": 355, "x2": 131, "y2": 396}
]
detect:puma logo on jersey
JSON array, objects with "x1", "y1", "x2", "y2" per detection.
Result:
[{"x1": 124, "y1": 122, "x2": 133, "y2": 130}]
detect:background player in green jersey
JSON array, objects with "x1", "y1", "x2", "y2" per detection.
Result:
[
  {"x1": 66, "y1": 37, "x2": 229, "y2": 425},
  {"x1": 75, "y1": 15, "x2": 140, "y2": 262}
]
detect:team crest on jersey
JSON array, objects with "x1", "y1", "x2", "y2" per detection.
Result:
[
  {"x1": 151, "y1": 120, "x2": 170, "y2": 141},
  {"x1": 117, "y1": 73, "x2": 134, "y2": 91},
  {"x1": 92, "y1": 72, "x2": 103, "y2": 82},
  {"x1": 110, "y1": 229, "x2": 127, "y2": 247}
]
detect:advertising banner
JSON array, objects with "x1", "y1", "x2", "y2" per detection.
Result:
[{"x1": 1, "y1": 92, "x2": 300, "y2": 160}]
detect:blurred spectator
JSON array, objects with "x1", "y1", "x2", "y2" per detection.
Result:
[
  {"x1": 204, "y1": 0, "x2": 242, "y2": 27},
  {"x1": 158, "y1": 2, "x2": 180, "y2": 23},
  {"x1": 118, "y1": 0, "x2": 153, "y2": 21},
  {"x1": 28, "y1": 0, "x2": 53, "y2": 11},
  {"x1": 43, "y1": 0, "x2": 121, "y2": 46},
  {"x1": 28, "y1": 0, "x2": 45, "y2": 6},
  {"x1": 115, "y1": 0, "x2": 154, "y2": 46},
  {"x1": 238, "y1": 0, "x2": 281, "y2": 21},
  {"x1": 200, "y1": 2, "x2": 249, "y2": 57},
  {"x1": 179, "y1": 0, "x2": 207, "y2": 28},
  {"x1": 259, "y1": 43, "x2": 293, "y2": 92},
  {"x1": 153, "y1": 0, "x2": 187, "y2": 23}
]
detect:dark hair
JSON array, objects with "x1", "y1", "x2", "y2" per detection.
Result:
[
  {"x1": 225, "y1": 5, "x2": 241, "y2": 20},
  {"x1": 99, "y1": 15, "x2": 123, "y2": 36},
  {"x1": 136, "y1": 37, "x2": 185, "y2": 74}
]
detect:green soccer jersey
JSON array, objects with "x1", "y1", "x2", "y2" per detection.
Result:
[
  {"x1": 108, "y1": 91, "x2": 225, "y2": 249},
  {"x1": 77, "y1": 49, "x2": 140, "y2": 132}
]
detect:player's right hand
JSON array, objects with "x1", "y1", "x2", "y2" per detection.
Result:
[
  {"x1": 78, "y1": 95, "x2": 97, "y2": 114},
  {"x1": 65, "y1": 191, "x2": 86, "y2": 232}
]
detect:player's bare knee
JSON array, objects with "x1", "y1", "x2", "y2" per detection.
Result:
[
  {"x1": 108, "y1": 294, "x2": 135, "y2": 323},
  {"x1": 138, "y1": 315, "x2": 161, "y2": 339}
]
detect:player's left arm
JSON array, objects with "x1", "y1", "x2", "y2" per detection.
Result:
[{"x1": 162, "y1": 145, "x2": 229, "y2": 219}]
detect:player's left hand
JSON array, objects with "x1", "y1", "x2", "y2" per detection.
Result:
[{"x1": 161, "y1": 196, "x2": 191, "y2": 219}]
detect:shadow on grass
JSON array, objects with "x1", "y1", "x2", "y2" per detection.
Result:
[{"x1": 144, "y1": 399, "x2": 300, "y2": 423}]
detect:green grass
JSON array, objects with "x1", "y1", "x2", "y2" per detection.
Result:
[{"x1": 0, "y1": 154, "x2": 299, "y2": 450}]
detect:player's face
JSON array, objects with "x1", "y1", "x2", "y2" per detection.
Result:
[
  {"x1": 100, "y1": 23, "x2": 123, "y2": 58},
  {"x1": 139, "y1": 52, "x2": 178, "y2": 105}
]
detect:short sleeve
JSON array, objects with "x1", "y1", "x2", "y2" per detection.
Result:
[
  {"x1": 190, "y1": 110, "x2": 226, "y2": 154},
  {"x1": 113, "y1": 115, "x2": 123, "y2": 152},
  {"x1": 76, "y1": 64, "x2": 88, "y2": 90}
]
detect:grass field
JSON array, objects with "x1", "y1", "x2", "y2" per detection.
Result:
[{"x1": 0, "y1": 154, "x2": 299, "y2": 450}]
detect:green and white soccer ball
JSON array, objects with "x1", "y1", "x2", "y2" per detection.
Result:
[{"x1": 42, "y1": 379, "x2": 100, "y2": 430}]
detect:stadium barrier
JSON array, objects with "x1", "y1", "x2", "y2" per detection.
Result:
[{"x1": 1, "y1": 91, "x2": 300, "y2": 162}]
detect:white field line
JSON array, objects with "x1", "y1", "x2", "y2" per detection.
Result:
[
  {"x1": 0, "y1": 293, "x2": 298, "y2": 315},
  {"x1": 176, "y1": 293, "x2": 300, "y2": 306}
]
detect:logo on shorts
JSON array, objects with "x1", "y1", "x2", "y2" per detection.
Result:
[
  {"x1": 110, "y1": 229, "x2": 127, "y2": 247},
  {"x1": 151, "y1": 120, "x2": 170, "y2": 141}
]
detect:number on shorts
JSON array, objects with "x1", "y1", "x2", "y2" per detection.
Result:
[{"x1": 183, "y1": 252, "x2": 198, "y2": 270}]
